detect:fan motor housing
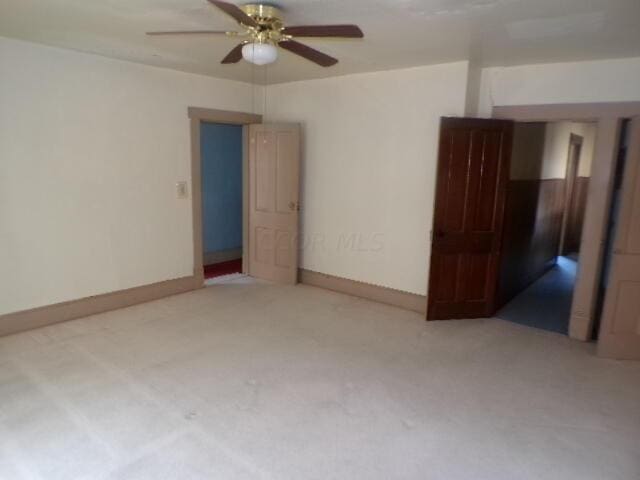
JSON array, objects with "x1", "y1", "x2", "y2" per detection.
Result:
[
  {"x1": 240, "y1": 3, "x2": 286, "y2": 43},
  {"x1": 240, "y1": 4, "x2": 283, "y2": 24}
]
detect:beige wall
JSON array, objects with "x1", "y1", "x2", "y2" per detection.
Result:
[
  {"x1": 266, "y1": 62, "x2": 469, "y2": 295},
  {"x1": 4, "y1": 40, "x2": 637, "y2": 315},
  {"x1": 573, "y1": 123, "x2": 597, "y2": 177},
  {"x1": 0, "y1": 37, "x2": 262, "y2": 316},
  {"x1": 478, "y1": 57, "x2": 640, "y2": 117},
  {"x1": 541, "y1": 122, "x2": 597, "y2": 179}
]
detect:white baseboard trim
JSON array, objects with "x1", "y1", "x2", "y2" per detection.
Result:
[
  {"x1": 0, "y1": 276, "x2": 201, "y2": 337},
  {"x1": 299, "y1": 269, "x2": 427, "y2": 315},
  {"x1": 1, "y1": 269, "x2": 427, "y2": 338}
]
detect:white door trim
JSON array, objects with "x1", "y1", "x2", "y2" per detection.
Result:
[{"x1": 188, "y1": 107, "x2": 263, "y2": 285}]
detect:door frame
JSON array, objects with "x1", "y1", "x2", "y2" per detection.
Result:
[
  {"x1": 597, "y1": 117, "x2": 640, "y2": 358},
  {"x1": 188, "y1": 107, "x2": 262, "y2": 286},
  {"x1": 493, "y1": 102, "x2": 640, "y2": 341},
  {"x1": 558, "y1": 133, "x2": 584, "y2": 256}
]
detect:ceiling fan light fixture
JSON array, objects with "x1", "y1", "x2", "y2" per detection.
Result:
[
  {"x1": 242, "y1": 42, "x2": 278, "y2": 65},
  {"x1": 147, "y1": 2, "x2": 363, "y2": 67}
]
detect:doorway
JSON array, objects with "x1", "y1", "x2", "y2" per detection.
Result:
[
  {"x1": 427, "y1": 106, "x2": 640, "y2": 359},
  {"x1": 188, "y1": 107, "x2": 262, "y2": 286},
  {"x1": 188, "y1": 108, "x2": 301, "y2": 287},
  {"x1": 425, "y1": 118, "x2": 595, "y2": 333},
  {"x1": 200, "y1": 122, "x2": 244, "y2": 282},
  {"x1": 496, "y1": 122, "x2": 595, "y2": 335},
  {"x1": 427, "y1": 118, "x2": 596, "y2": 333}
]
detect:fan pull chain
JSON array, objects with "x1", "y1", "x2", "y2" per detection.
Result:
[
  {"x1": 263, "y1": 64, "x2": 268, "y2": 120},
  {"x1": 251, "y1": 55, "x2": 256, "y2": 115}
]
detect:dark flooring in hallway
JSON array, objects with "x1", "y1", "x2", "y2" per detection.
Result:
[
  {"x1": 496, "y1": 256, "x2": 577, "y2": 335},
  {"x1": 203, "y1": 258, "x2": 242, "y2": 279}
]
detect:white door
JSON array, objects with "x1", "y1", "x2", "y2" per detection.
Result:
[
  {"x1": 598, "y1": 117, "x2": 640, "y2": 359},
  {"x1": 247, "y1": 124, "x2": 300, "y2": 284}
]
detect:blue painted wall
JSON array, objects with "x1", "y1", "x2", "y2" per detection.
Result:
[{"x1": 200, "y1": 122, "x2": 243, "y2": 254}]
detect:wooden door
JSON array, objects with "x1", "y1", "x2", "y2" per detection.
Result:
[
  {"x1": 598, "y1": 117, "x2": 640, "y2": 359},
  {"x1": 247, "y1": 124, "x2": 300, "y2": 284},
  {"x1": 427, "y1": 118, "x2": 513, "y2": 320}
]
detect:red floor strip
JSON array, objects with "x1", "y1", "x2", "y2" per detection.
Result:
[{"x1": 204, "y1": 259, "x2": 242, "y2": 279}]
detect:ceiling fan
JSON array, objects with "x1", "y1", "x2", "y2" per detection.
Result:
[{"x1": 146, "y1": 1, "x2": 364, "y2": 67}]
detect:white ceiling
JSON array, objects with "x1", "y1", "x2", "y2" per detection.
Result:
[{"x1": 1, "y1": 0, "x2": 639, "y2": 85}]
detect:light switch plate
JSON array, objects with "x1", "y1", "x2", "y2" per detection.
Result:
[{"x1": 176, "y1": 181, "x2": 188, "y2": 199}]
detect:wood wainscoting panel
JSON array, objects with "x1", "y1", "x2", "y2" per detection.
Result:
[
  {"x1": 497, "y1": 178, "x2": 566, "y2": 308},
  {"x1": 563, "y1": 176, "x2": 590, "y2": 254},
  {"x1": 0, "y1": 276, "x2": 201, "y2": 337}
]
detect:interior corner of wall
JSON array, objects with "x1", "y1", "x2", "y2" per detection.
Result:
[
  {"x1": 463, "y1": 61, "x2": 481, "y2": 117},
  {"x1": 475, "y1": 67, "x2": 496, "y2": 118},
  {"x1": 248, "y1": 84, "x2": 268, "y2": 119}
]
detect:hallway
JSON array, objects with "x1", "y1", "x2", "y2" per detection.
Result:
[{"x1": 496, "y1": 256, "x2": 577, "y2": 335}]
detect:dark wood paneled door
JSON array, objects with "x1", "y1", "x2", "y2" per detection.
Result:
[{"x1": 427, "y1": 118, "x2": 514, "y2": 320}]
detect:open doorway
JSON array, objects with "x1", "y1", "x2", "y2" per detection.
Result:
[
  {"x1": 188, "y1": 108, "x2": 301, "y2": 287},
  {"x1": 496, "y1": 121, "x2": 596, "y2": 334},
  {"x1": 425, "y1": 117, "x2": 604, "y2": 334},
  {"x1": 188, "y1": 107, "x2": 262, "y2": 287},
  {"x1": 427, "y1": 108, "x2": 640, "y2": 359},
  {"x1": 200, "y1": 122, "x2": 244, "y2": 283}
]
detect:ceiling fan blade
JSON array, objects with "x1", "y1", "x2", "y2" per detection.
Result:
[
  {"x1": 146, "y1": 30, "x2": 232, "y2": 36},
  {"x1": 221, "y1": 43, "x2": 245, "y2": 64},
  {"x1": 207, "y1": 0, "x2": 258, "y2": 28},
  {"x1": 278, "y1": 40, "x2": 338, "y2": 67},
  {"x1": 281, "y1": 24, "x2": 364, "y2": 38}
]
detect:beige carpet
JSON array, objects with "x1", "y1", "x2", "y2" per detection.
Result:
[{"x1": 1, "y1": 277, "x2": 639, "y2": 479}]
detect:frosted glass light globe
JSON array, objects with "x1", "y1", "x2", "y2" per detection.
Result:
[{"x1": 242, "y1": 43, "x2": 278, "y2": 65}]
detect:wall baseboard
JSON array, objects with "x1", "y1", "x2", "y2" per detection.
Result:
[
  {"x1": 1, "y1": 269, "x2": 425, "y2": 337},
  {"x1": 203, "y1": 248, "x2": 242, "y2": 266},
  {"x1": 0, "y1": 276, "x2": 201, "y2": 337},
  {"x1": 299, "y1": 269, "x2": 427, "y2": 315}
]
